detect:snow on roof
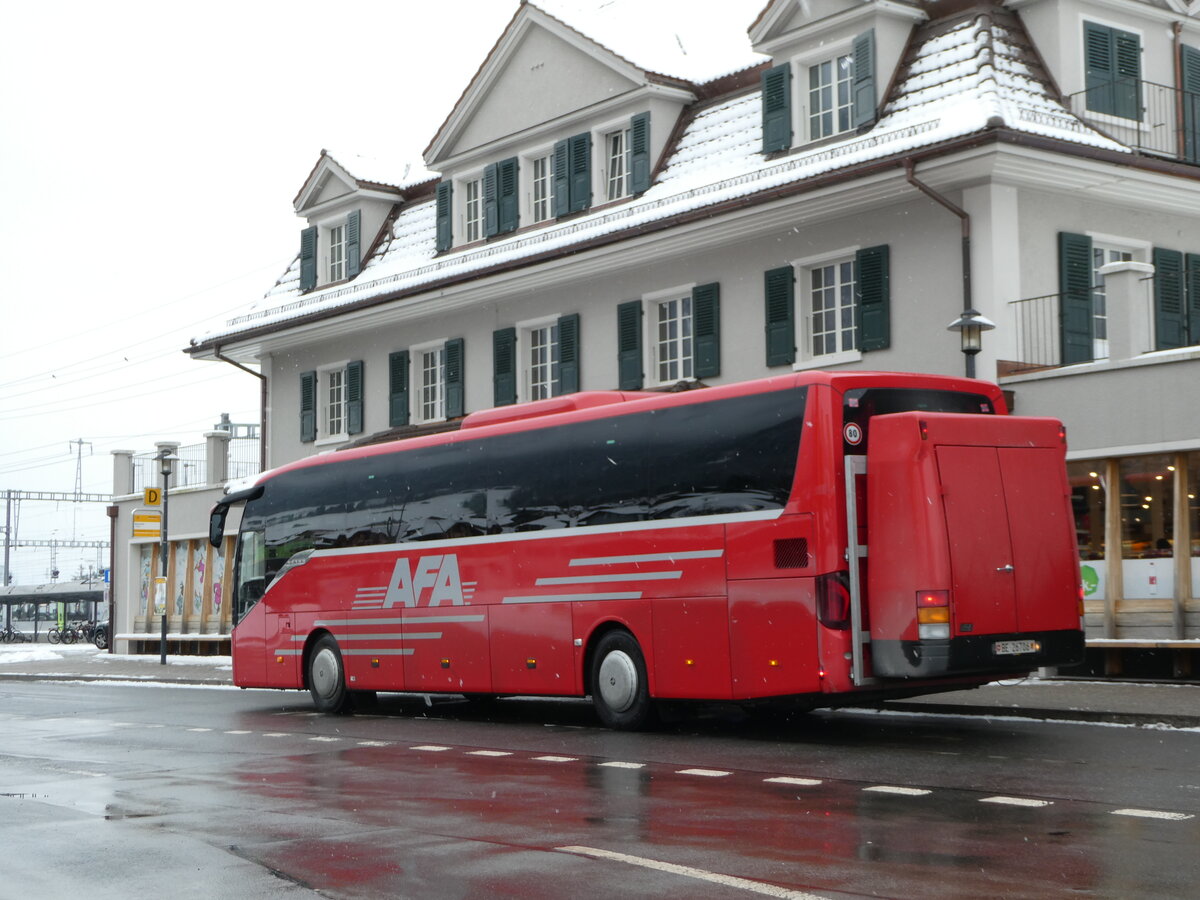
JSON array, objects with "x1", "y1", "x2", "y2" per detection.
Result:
[
  {"x1": 194, "y1": 7, "x2": 1131, "y2": 348},
  {"x1": 321, "y1": 149, "x2": 434, "y2": 192},
  {"x1": 531, "y1": 0, "x2": 768, "y2": 83}
]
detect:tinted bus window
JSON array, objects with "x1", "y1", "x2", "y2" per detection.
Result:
[
  {"x1": 260, "y1": 465, "x2": 349, "y2": 580},
  {"x1": 842, "y1": 388, "x2": 994, "y2": 455}
]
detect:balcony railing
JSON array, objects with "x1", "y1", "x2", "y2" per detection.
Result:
[
  {"x1": 130, "y1": 437, "x2": 260, "y2": 493},
  {"x1": 1067, "y1": 80, "x2": 1200, "y2": 164}
]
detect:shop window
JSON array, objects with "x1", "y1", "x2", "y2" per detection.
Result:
[{"x1": 1119, "y1": 454, "x2": 1174, "y2": 558}]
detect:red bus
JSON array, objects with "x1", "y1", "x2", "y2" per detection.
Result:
[{"x1": 209, "y1": 371, "x2": 1084, "y2": 729}]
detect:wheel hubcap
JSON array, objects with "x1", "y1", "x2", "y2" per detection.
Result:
[
  {"x1": 597, "y1": 650, "x2": 638, "y2": 713},
  {"x1": 311, "y1": 648, "x2": 339, "y2": 699}
]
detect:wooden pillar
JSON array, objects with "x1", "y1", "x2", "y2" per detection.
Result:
[
  {"x1": 1175, "y1": 453, "x2": 1191, "y2": 640},
  {"x1": 1104, "y1": 457, "x2": 1122, "y2": 639}
]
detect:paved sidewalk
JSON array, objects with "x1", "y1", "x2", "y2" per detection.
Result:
[{"x1": 0, "y1": 644, "x2": 1197, "y2": 727}]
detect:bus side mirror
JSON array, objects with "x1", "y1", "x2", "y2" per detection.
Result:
[{"x1": 209, "y1": 505, "x2": 228, "y2": 548}]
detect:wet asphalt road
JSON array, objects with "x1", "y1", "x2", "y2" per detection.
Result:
[{"x1": 1, "y1": 681, "x2": 1197, "y2": 899}]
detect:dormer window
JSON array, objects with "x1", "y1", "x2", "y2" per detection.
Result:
[
  {"x1": 328, "y1": 224, "x2": 346, "y2": 282},
  {"x1": 606, "y1": 127, "x2": 631, "y2": 201},
  {"x1": 808, "y1": 53, "x2": 855, "y2": 141},
  {"x1": 531, "y1": 153, "x2": 556, "y2": 223},
  {"x1": 464, "y1": 177, "x2": 484, "y2": 243}
]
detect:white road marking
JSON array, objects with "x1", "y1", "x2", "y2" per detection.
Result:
[
  {"x1": 533, "y1": 755, "x2": 578, "y2": 762},
  {"x1": 263, "y1": 732, "x2": 288, "y2": 737},
  {"x1": 357, "y1": 740, "x2": 391, "y2": 747},
  {"x1": 309, "y1": 736, "x2": 341, "y2": 742},
  {"x1": 678, "y1": 768, "x2": 732, "y2": 778},
  {"x1": 980, "y1": 796, "x2": 1053, "y2": 807},
  {"x1": 1112, "y1": 808, "x2": 1194, "y2": 821},
  {"x1": 556, "y1": 846, "x2": 829, "y2": 899},
  {"x1": 863, "y1": 786, "x2": 931, "y2": 796},
  {"x1": 764, "y1": 777, "x2": 823, "y2": 787},
  {"x1": 224, "y1": 730, "x2": 252, "y2": 735},
  {"x1": 598, "y1": 761, "x2": 644, "y2": 769},
  {"x1": 467, "y1": 750, "x2": 512, "y2": 757},
  {"x1": 186, "y1": 727, "x2": 212, "y2": 732},
  {"x1": 410, "y1": 745, "x2": 452, "y2": 752}
]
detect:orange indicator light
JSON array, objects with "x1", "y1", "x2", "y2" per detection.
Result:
[{"x1": 917, "y1": 607, "x2": 951, "y2": 625}]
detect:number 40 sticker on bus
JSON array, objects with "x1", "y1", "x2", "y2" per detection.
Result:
[{"x1": 209, "y1": 371, "x2": 1085, "y2": 729}]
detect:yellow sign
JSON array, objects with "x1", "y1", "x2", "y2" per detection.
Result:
[
  {"x1": 133, "y1": 508, "x2": 161, "y2": 538},
  {"x1": 144, "y1": 487, "x2": 161, "y2": 506}
]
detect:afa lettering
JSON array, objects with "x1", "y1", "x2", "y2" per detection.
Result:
[{"x1": 382, "y1": 554, "x2": 464, "y2": 608}]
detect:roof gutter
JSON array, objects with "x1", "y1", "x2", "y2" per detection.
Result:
[{"x1": 214, "y1": 347, "x2": 267, "y2": 473}]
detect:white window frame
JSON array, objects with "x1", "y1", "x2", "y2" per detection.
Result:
[
  {"x1": 526, "y1": 149, "x2": 557, "y2": 224},
  {"x1": 643, "y1": 285, "x2": 696, "y2": 386},
  {"x1": 327, "y1": 223, "x2": 346, "y2": 282},
  {"x1": 316, "y1": 360, "x2": 350, "y2": 446},
  {"x1": 412, "y1": 341, "x2": 447, "y2": 424},
  {"x1": 1087, "y1": 232, "x2": 1150, "y2": 361},
  {"x1": 793, "y1": 248, "x2": 863, "y2": 370},
  {"x1": 461, "y1": 176, "x2": 484, "y2": 244},
  {"x1": 517, "y1": 314, "x2": 562, "y2": 402},
  {"x1": 604, "y1": 127, "x2": 631, "y2": 201},
  {"x1": 791, "y1": 38, "x2": 856, "y2": 145}
]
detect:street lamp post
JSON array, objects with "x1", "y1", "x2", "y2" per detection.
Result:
[
  {"x1": 157, "y1": 450, "x2": 178, "y2": 666},
  {"x1": 946, "y1": 308, "x2": 996, "y2": 379}
]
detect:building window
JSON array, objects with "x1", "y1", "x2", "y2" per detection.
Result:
[
  {"x1": 526, "y1": 322, "x2": 561, "y2": 401},
  {"x1": 606, "y1": 128, "x2": 630, "y2": 201},
  {"x1": 321, "y1": 365, "x2": 347, "y2": 439},
  {"x1": 419, "y1": 346, "x2": 446, "y2": 422},
  {"x1": 808, "y1": 54, "x2": 854, "y2": 140},
  {"x1": 328, "y1": 224, "x2": 346, "y2": 282},
  {"x1": 656, "y1": 296, "x2": 693, "y2": 383},
  {"x1": 532, "y1": 153, "x2": 556, "y2": 223},
  {"x1": 464, "y1": 178, "x2": 483, "y2": 243},
  {"x1": 809, "y1": 259, "x2": 857, "y2": 357}
]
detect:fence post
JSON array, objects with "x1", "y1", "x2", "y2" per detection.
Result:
[
  {"x1": 111, "y1": 450, "x2": 135, "y2": 496},
  {"x1": 204, "y1": 431, "x2": 231, "y2": 487}
]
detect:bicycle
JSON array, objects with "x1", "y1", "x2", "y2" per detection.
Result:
[
  {"x1": 1, "y1": 624, "x2": 31, "y2": 643},
  {"x1": 47, "y1": 625, "x2": 77, "y2": 645}
]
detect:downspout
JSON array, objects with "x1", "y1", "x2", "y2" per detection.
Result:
[
  {"x1": 106, "y1": 504, "x2": 118, "y2": 654},
  {"x1": 1175, "y1": 22, "x2": 1185, "y2": 160},
  {"x1": 214, "y1": 348, "x2": 268, "y2": 474},
  {"x1": 904, "y1": 158, "x2": 973, "y2": 372}
]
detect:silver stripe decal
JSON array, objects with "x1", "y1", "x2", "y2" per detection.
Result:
[
  {"x1": 501, "y1": 591, "x2": 643, "y2": 605},
  {"x1": 273, "y1": 649, "x2": 303, "y2": 656},
  {"x1": 343, "y1": 649, "x2": 414, "y2": 656},
  {"x1": 569, "y1": 549, "x2": 725, "y2": 566},
  {"x1": 291, "y1": 632, "x2": 442, "y2": 642},
  {"x1": 313, "y1": 616, "x2": 484, "y2": 627},
  {"x1": 536, "y1": 572, "x2": 682, "y2": 585},
  {"x1": 313, "y1": 510, "x2": 780, "y2": 558}
]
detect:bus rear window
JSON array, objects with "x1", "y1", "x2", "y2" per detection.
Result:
[{"x1": 842, "y1": 388, "x2": 994, "y2": 454}]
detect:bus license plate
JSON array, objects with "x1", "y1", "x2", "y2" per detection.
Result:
[{"x1": 993, "y1": 639, "x2": 1037, "y2": 656}]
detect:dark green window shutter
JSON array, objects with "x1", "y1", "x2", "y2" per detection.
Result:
[
  {"x1": 764, "y1": 266, "x2": 796, "y2": 366},
  {"x1": 856, "y1": 245, "x2": 890, "y2": 352},
  {"x1": 497, "y1": 156, "x2": 519, "y2": 234},
  {"x1": 629, "y1": 112, "x2": 651, "y2": 195},
  {"x1": 345, "y1": 360, "x2": 364, "y2": 435},
  {"x1": 761, "y1": 64, "x2": 792, "y2": 153},
  {"x1": 568, "y1": 132, "x2": 592, "y2": 213},
  {"x1": 852, "y1": 29, "x2": 877, "y2": 129},
  {"x1": 299, "y1": 227, "x2": 317, "y2": 292},
  {"x1": 617, "y1": 300, "x2": 643, "y2": 390},
  {"x1": 1182, "y1": 45, "x2": 1200, "y2": 164},
  {"x1": 435, "y1": 181, "x2": 453, "y2": 252},
  {"x1": 444, "y1": 338, "x2": 465, "y2": 418},
  {"x1": 1153, "y1": 247, "x2": 1185, "y2": 350},
  {"x1": 346, "y1": 210, "x2": 361, "y2": 278},
  {"x1": 483, "y1": 162, "x2": 499, "y2": 238},
  {"x1": 1084, "y1": 22, "x2": 1141, "y2": 120},
  {"x1": 388, "y1": 351, "x2": 410, "y2": 427},
  {"x1": 1187, "y1": 253, "x2": 1200, "y2": 345},
  {"x1": 299, "y1": 371, "x2": 316, "y2": 443},
  {"x1": 492, "y1": 327, "x2": 517, "y2": 407},
  {"x1": 692, "y1": 282, "x2": 720, "y2": 379},
  {"x1": 553, "y1": 138, "x2": 571, "y2": 217},
  {"x1": 1058, "y1": 232, "x2": 1094, "y2": 365},
  {"x1": 556, "y1": 313, "x2": 580, "y2": 395}
]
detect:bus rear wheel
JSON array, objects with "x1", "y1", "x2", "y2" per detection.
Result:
[
  {"x1": 591, "y1": 630, "x2": 655, "y2": 731},
  {"x1": 307, "y1": 635, "x2": 352, "y2": 714}
]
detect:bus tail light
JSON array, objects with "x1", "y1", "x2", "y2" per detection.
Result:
[
  {"x1": 817, "y1": 572, "x2": 851, "y2": 630},
  {"x1": 916, "y1": 590, "x2": 950, "y2": 640}
]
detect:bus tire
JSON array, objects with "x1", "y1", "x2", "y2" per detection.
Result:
[
  {"x1": 307, "y1": 634, "x2": 352, "y2": 714},
  {"x1": 591, "y1": 630, "x2": 655, "y2": 731}
]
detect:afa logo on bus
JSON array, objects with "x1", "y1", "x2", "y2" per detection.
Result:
[{"x1": 378, "y1": 554, "x2": 466, "y2": 608}]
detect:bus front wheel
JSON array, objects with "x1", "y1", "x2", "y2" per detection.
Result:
[
  {"x1": 591, "y1": 630, "x2": 655, "y2": 731},
  {"x1": 308, "y1": 634, "x2": 352, "y2": 714}
]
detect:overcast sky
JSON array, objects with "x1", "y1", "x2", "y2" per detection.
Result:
[{"x1": 0, "y1": 0, "x2": 521, "y2": 582}]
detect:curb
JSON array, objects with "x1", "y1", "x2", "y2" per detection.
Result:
[{"x1": 875, "y1": 701, "x2": 1200, "y2": 729}]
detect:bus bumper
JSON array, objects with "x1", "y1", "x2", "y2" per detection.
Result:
[{"x1": 872, "y1": 630, "x2": 1086, "y2": 679}]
